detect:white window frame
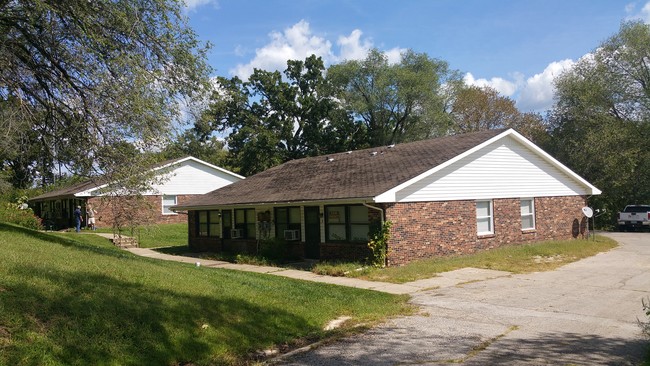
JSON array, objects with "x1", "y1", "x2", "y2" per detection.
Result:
[
  {"x1": 476, "y1": 200, "x2": 494, "y2": 235},
  {"x1": 520, "y1": 198, "x2": 535, "y2": 230},
  {"x1": 162, "y1": 195, "x2": 177, "y2": 215}
]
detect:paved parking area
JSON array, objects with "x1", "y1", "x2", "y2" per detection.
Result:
[{"x1": 278, "y1": 232, "x2": 650, "y2": 365}]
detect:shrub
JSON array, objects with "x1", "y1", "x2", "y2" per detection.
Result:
[
  {"x1": 0, "y1": 197, "x2": 42, "y2": 230},
  {"x1": 259, "y1": 237, "x2": 295, "y2": 261},
  {"x1": 367, "y1": 221, "x2": 392, "y2": 267}
]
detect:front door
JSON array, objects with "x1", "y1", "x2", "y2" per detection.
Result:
[{"x1": 304, "y1": 206, "x2": 320, "y2": 259}]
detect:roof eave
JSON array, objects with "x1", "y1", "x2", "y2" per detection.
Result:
[{"x1": 173, "y1": 196, "x2": 377, "y2": 211}]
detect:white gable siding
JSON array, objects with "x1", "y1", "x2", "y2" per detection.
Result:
[
  {"x1": 148, "y1": 160, "x2": 241, "y2": 195},
  {"x1": 393, "y1": 137, "x2": 589, "y2": 202}
]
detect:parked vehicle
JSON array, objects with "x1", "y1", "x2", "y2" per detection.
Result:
[{"x1": 618, "y1": 205, "x2": 650, "y2": 231}]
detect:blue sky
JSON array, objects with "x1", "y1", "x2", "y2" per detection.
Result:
[{"x1": 184, "y1": 0, "x2": 650, "y2": 113}]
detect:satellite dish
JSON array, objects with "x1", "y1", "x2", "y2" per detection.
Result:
[{"x1": 581, "y1": 207, "x2": 593, "y2": 218}]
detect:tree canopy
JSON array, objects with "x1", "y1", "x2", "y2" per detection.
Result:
[
  {"x1": 546, "y1": 20, "x2": 650, "y2": 222},
  {"x1": 202, "y1": 55, "x2": 356, "y2": 176},
  {"x1": 327, "y1": 49, "x2": 458, "y2": 146},
  {"x1": 449, "y1": 85, "x2": 545, "y2": 141},
  {"x1": 0, "y1": 0, "x2": 211, "y2": 187}
]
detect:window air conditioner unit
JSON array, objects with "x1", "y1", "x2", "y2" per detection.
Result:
[
  {"x1": 284, "y1": 230, "x2": 300, "y2": 241},
  {"x1": 231, "y1": 229, "x2": 242, "y2": 239}
]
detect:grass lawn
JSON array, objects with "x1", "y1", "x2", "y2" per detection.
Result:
[
  {"x1": 0, "y1": 223, "x2": 412, "y2": 366},
  {"x1": 95, "y1": 222, "x2": 188, "y2": 248},
  {"x1": 355, "y1": 235, "x2": 618, "y2": 283}
]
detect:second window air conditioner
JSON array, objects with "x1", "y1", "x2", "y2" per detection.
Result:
[{"x1": 284, "y1": 230, "x2": 300, "y2": 241}]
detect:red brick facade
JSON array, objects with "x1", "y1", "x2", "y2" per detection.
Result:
[
  {"x1": 384, "y1": 195, "x2": 589, "y2": 266},
  {"x1": 185, "y1": 195, "x2": 589, "y2": 266},
  {"x1": 87, "y1": 194, "x2": 195, "y2": 228}
]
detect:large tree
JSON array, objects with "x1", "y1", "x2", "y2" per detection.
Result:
[
  {"x1": 0, "y1": 0, "x2": 211, "y2": 187},
  {"x1": 327, "y1": 49, "x2": 460, "y2": 146},
  {"x1": 547, "y1": 20, "x2": 650, "y2": 224},
  {"x1": 449, "y1": 85, "x2": 546, "y2": 142},
  {"x1": 203, "y1": 55, "x2": 357, "y2": 176}
]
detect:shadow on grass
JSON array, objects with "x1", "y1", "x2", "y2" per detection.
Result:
[
  {"x1": 155, "y1": 245, "x2": 193, "y2": 255},
  {"x1": 2, "y1": 264, "x2": 316, "y2": 366}
]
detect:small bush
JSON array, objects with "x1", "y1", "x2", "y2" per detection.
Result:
[
  {"x1": 0, "y1": 198, "x2": 42, "y2": 230},
  {"x1": 234, "y1": 254, "x2": 275, "y2": 266},
  {"x1": 367, "y1": 221, "x2": 392, "y2": 267},
  {"x1": 259, "y1": 237, "x2": 295, "y2": 261}
]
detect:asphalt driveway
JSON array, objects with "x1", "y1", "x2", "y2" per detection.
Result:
[{"x1": 278, "y1": 232, "x2": 650, "y2": 365}]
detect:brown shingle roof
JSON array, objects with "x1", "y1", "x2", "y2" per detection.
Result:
[{"x1": 178, "y1": 129, "x2": 506, "y2": 208}]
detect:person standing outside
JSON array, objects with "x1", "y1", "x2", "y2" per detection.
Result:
[
  {"x1": 74, "y1": 205, "x2": 82, "y2": 232},
  {"x1": 86, "y1": 204, "x2": 97, "y2": 230}
]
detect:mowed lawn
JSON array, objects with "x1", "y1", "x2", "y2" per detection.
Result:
[
  {"x1": 0, "y1": 223, "x2": 411, "y2": 366},
  {"x1": 94, "y1": 222, "x2": 188, "y2": 248}
]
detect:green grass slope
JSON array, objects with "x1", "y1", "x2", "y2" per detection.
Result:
[{"x1": 0, "y1": 223, "x2": 410, "y2": 366}]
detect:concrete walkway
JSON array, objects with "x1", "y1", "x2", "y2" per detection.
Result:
[{"x1": 121, "y1": 246, "x2": 510, "y2": 295}]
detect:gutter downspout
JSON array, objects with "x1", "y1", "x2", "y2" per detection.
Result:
[{"x1": 363, "y1": 202, "x2": 384, "y2": 224}]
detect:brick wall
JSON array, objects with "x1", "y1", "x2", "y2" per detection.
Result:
[
  {"x1": 385, "y1": 195, "x2": 588, "y2": 266},
  {"x1": 87, "y1": 194, "x2": 195, "y2": 228},
  {"x1": 320, "y1": 242, "x2": 371, "y2": 262}
]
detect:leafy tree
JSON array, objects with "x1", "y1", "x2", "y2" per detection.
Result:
[
  {"x1": 546, "y1": 20, "x2": 650, "y2": 225},
  {"x1": 449, "y1": 85, "x2": 546, "y2": 142},
  {"x1": 203, "y1": 55, "x2": 356, "y2": 176},
  {"x1": 160, "y1": 127, "x2": 230, "y2": 170},
  {"x1": 0, "y1": 0, "x2": 211, "y2": 187},
  {"x1": 327, "y1": 49, "x2": 459, "y2": 146}
]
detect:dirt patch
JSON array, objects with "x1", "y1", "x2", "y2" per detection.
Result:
[
  {"x1": 532, "y1": 255, "x2": 567, "y2": 264},
  {"x1": 0, "y1": 326, "x2": 11, "y2": 347}
]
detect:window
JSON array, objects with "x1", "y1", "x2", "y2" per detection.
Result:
[
  {"x1": 349, "y1": 206, "x2": 370, "y2": 242},
  {"x1": 476, "y1": 200, "x2": 493, "y2": 235},
  {"x1": 521, "y1": 199, "x2": 535, "y2": 230},
  {"x1": 197, "y1": 210, "x2": 220, "y2": 237},
  {"x1": 235, "y1": 208, "x2": 256, "y2": 239},
  {"x1": 325, "y1": 205, "x2": 369, "y2": 242},
  {"x1": 162, "y1": 195, "x2": 177, "y2": 215},
  {"x1": 275, "y1": 207, "x2": 301, "y2": 239}
]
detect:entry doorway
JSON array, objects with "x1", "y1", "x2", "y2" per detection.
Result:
[{"x1": 304, "y1": 206, "x2": 320, "y2": 259}]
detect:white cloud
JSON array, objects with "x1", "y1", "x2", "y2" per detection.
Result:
[
  {"x1": 230, "y1": 20, "x2": 406, "y2": 80},
  {"x1": 463, "y1": 72, "x2": 518, "y2": 97},
  {"x1": 337, "y1": 29, "x2": 372, "y2": 61},
  {"x1": 183, "y1": 0, "x2": 218, "y2": 12},
  {"x1": 463, "y1": 59, "x2": 576, "y2": 113},
  {"x1": 384, "y1": 47, "x2": 408, "y2": 64},
  {"x1": 517, "y1": 59, "x2": 574, "y2": 112},
  {"x1": 625, "y1": 1, "x2": 650, "y2": 23},
  {"x1": 230, "y1": 20, "x2": 334, "y2": 79}
]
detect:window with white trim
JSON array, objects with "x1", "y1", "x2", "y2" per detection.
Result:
[
  {"x1": 476, "y1": 200, "x2": 493, "y2": 235},
  {"x1": 521, "y1": 199, "x2": 535, "y2": 230},
  {"x1": 162, "y1": 195, "x2": 177, "y2": 215}
]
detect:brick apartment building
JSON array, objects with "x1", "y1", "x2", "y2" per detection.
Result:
[{"x1": 173, "y1": 129, "x2": 601, "y2": 266}]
